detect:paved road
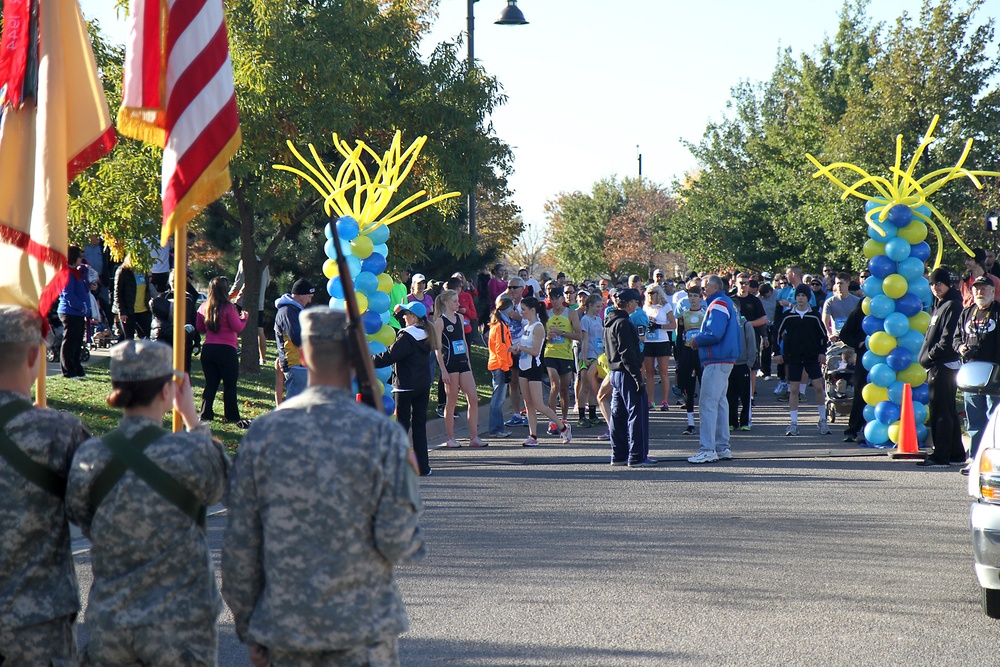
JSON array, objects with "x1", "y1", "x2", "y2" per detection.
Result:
[{"x1": 71, "y1": 377, "x2": 993, "y2": 665}]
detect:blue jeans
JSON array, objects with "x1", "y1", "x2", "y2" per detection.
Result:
[
  {"x1": 964, "y1": 392, "x2": 999, "y2": 459},
  {"x1": 699, "y1": 363, "x2": 733, "y2": 455},
  {"x1": 489, "y1": 369, "x2": 508, "y2": 433},
  {"x1": 610, "y1": 370, "x2": 648, "y2": 464},
  {"x1": 285, "y1": 366, "x2": 309, "y2": 400}
]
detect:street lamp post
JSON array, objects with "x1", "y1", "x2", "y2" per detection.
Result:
[{"x1": 466, "y1": 0, "x2": 528, "y2": 241}]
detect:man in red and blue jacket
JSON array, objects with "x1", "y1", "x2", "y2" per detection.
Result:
[{"x1": 688, "y1": 274, "x2": 742, "y2": 464}]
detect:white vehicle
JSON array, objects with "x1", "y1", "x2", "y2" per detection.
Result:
[{"x1": 958, "y1": 361, "x2": 1000, "y2": 618}]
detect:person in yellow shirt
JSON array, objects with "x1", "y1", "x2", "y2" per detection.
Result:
[{"x1": 543, "y1": 285, "x2": 581, "y2": 435}]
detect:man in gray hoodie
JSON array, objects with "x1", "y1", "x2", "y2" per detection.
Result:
[{"x1": 274, "y1": 279, "x2": 315, "y2": 400}]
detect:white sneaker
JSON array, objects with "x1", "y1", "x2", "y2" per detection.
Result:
[
  {"x1": 560, "y1": 423, "x2": 573, "y2": 444},
  {"x1": 717, "y1": 449, "x2": 733, "y2": 460},
  {"x1": 818, "y1": 419, "x2": 831, "y2": 435},
  {"x1": 774, "y1": 381, "x2": 788, "y2": 395},
  {"x1": 785, "y1": 424, "x2": 799, "y2": 436},
  {"x1": 688, "y1": 451, "x2": 719, "y2": 464}
]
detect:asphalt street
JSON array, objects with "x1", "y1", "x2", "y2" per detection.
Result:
[{"x1": 70, "y1": 377, "x2": 995, "y2": 666}]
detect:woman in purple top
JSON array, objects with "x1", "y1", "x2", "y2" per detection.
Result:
[
  {"x1": 196, "y1": 276, "x2": 249, "y2": 427},
  {"x1": 486, "y1": 264, "x2": 508, "y2": 320},
  {"x1": 407, "y1": 273, "x2": 435, "y2": 313}
]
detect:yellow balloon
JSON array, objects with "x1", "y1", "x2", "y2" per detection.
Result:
[
  {"x1": 897, "y1": 220, "x2": 928, "y2": 244},
  {"x1": 882, "y1": 274, "x2": 908, "y2": 299},
  {"x1": 864, "y1": 239, "x2": 886, "y2": 259},
  {"x1": 351, "y1": 235, "x2": 374, "y2": 259},
  {"x1": 377, "y1": 273, "x2": 394, "y2": 293},
  {"x1": 897, "y1": 363, "x2": 927, "y2": 386},
  {"x1": 888, "y1": 421, "x2": 901, "y2": 444},
  {"x1": 862, "y1": 383, "x2": 889, "y2": 406},
  {"x1": 862, "y1": 297, "x2": 872, "y2": 316},
  {"x1": 355, "y1": 292, "x2": 368, "y2": 313},
  {"x1": 909, "y1": 311, "x2": 930, "y2": 334},
  {"x1": 374, "y1": 324, "x2": 396, "y2": 347},
  {"x1": 323, "y1": 258, "x2": 338, "y2": 279},
  {"x1": 868, "y1": 331, "x2": 897, "y2": 356}
]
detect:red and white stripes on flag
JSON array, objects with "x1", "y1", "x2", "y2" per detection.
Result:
[{"x1": 118, "y1": 0, "x2": 241, "y2": 246}]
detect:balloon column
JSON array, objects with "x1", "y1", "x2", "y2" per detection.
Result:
[
  {"x1": 807, "y1": 115, "x2": 1000, "y2": 448},
  {"x1": 274, "y1": 131, "x2": 460, "y2": 415}
]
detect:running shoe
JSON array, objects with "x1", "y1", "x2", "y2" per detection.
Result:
[
  {"x1": 489, "y1": 429, "x2": 513, "y2": 438},
  {"x1": 818, "y1": 419, "x2": 832, "y2": 435},
  {"x1": 774, "y1": 381, "x2": 788, "y2": 395},
  {"x1": 785, "y1": 424, "x2": 799, "y2": 436},
  {"x1": 717, "y1": 449, "x2": 733, "y2": 461},
  {"x1": 659, "y1": 401, "x2": 669, "y2": 412},
  {"x1": 505, "y1": 415, "x2": 525, "y2": 427},
  {"x1": 739, "y1": 425, "x2": 751, "y2": 431},
  {"x1": 561, "y1": 423, "x2": 573, "y2": 444},
  {"x1": 522, "y1": 436, "x2": 539, "y2": 447},
  {"x1": 688, "y1": 451, "x2": 719, "y2": 464},
  {"x1": 547, "y1": 422, "x2": 560, "y2": 436},
  {"x1": 682, "y1": 425, "x2": 696, "y2": 435},
  {"x1": 597, "y1": 430, "x2": 611, "y2": 441},
  {"x1": 576, "y1": 418, "x2": 592, "y2": 429},
  {"x1": 469, "y1": 438, "x2": 490, "y2": 448},
  {"x1": 444, "y1": 439, "x2": 462, "y2": 448}
]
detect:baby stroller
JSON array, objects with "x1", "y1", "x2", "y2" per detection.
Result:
[
  {"x1": 44, "y1": 317, "x2": 91, "y2": 364},
  {"x1": 824, "y1": 343, "x2": 856, "y2": 424}
]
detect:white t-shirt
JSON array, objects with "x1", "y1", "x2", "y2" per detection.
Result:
[
  {"x1": 518, "y1": 320, "x2": 544, "y2": 371},
  {"x1": 643, "y1": 303, "x2": 673, "y2": 343},
  {"x1": 524, "y1": 278, "x2": 541, "y2": 298}
]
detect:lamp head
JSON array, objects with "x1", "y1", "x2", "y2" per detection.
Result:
[{"x1": 495, "y1": 0, "x2": 528, "y2": 25}]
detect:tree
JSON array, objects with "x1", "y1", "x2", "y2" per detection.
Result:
[{"x1": 504, "y1": 219, "x2": 548, "y2": 277}]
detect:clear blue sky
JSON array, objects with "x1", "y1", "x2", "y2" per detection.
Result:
[{"x1": 80, "y1": 0, "x2": 1000, "y2": 237}]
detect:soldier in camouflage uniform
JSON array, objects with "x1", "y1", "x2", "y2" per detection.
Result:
[
  {"x1": 65, "y1": 340, "x2": 230, "y2": 666},
  {"x1": 222, "y1": 308, "x2": 425, "y2": 667},
  {"x1": 0, "y1": 306, "x2": 90, "y2": 666}
]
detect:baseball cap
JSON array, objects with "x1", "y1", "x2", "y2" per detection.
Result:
[
  {"x1": 972, "y1": 275, "x2": 993, "y2": 287},
  {"x1": 616, "y1": 288, "x2": 642, "y2": 304},
  {"x1": 397, "y1": 301, "x2": 427, "y2": 319},
  {"x1": 110, "y1": 340, "x2": 172, "y2": 381},
  {"x1": 411, "y1": 273, "x2": 427, "y2": 284},
  {"x1": 291, "y1": 279, "x2": 315, "y2": 295}
]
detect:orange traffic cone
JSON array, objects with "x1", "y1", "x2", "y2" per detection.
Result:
[{"x1": 889, "y1": 383, "x2": 925, "y2": 460}]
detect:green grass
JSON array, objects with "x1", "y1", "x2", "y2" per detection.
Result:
[{"x1": 39, "y1": 342, "x2": 493, "y2": 453}]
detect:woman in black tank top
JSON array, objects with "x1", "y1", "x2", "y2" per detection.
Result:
[{"x1": 433, "y1": 290, "x2": 488, "y2": 448}]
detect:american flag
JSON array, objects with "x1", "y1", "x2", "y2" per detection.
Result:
[{"x1": 118, "y1": 0, "x2": 241, "y2": 246}]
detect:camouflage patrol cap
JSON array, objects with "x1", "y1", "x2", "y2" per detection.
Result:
[
  {"x1": 301, "y1": 307, "x2": 349, "y2": 343},
  {"x1": 109, "y1": 339, "x2": 173, "y2": 381},
  {"x1": 0, "y1": 305, "x2": 44, "y2": 344}
]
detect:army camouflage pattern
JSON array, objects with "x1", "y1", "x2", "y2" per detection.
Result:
[
  {"x1": 0, "y1": 613, "x2": 77, "y2": 667},
  {"x1": 65, "y1": 415, "x2": 230, "y2": 635},
  {"x1": 0, "y1": 305, "x2": 44, "y2": 344},
  {"x1": 300, "y1": 307, "x2": 348, "y2": 343},
  {"x1": 108, "y1": 339, "x2": 173, "y2": 381},
  {"x1": 222, "y1": 385, "x2": 425, "y2": 652},
  {"x1": 269, "y1": 636, "x2": 399, "y2": 667},
  {"x1": 82, "y1": 618, "x2": 217, "y2": 667},
  {"x1": 0, "y1": 391, "x2": 90, "y2": 633}
]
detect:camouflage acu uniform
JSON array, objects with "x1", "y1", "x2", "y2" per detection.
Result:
[
  {"x1": 222, "y1": 384, "x2": 425, "y2": 663},
  {"x1": 0, "y1": 389, "x2": 90, "y2": 667},
  {"x1": 66, "y1": 415, "x2": 230, "y2": 667}
]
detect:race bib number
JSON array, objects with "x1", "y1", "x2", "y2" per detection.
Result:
[
  {"x1": 834, "y1": 317, "x2": 847, "y2": 331},
  {"x1": 595, "y1": 338, "x2": 605, "y2": 351},
  {"x1": 646, "y1": 328, "x2": 659, "y2": 342},
  {"x1": 551, "y1": 333, "x2": 565, "y2": 344},
  {"x1": 452, "y1": 340, "x2": 467, "y2": 356}
]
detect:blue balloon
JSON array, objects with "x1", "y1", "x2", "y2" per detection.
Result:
[
  {"x1": 324, "y1": 238, "x2": 337, "y2": 260},
  {"x1": 912, "y1": 401, "x2": 927, "y2": 425},
  {"x1": 865, "y1": 420, "x2": 890, "y2": 445},
  {"x1": 372, "y1": 243, "x2": 389, "y2": 257},
  {"x1": 361, "y1": 252, "x2": 387, "y2": 276},
  {"x1": 883, "y1": 312, "x2": 910, "y2": 338},
  {"x1": 354, "y1": 271, "x2": 379, "y2": 296},
  {"x1": 912, "y1": 383, "x2": 929, "y2": 404},
  {"x1": 895, "y1": 292, "x2": 922, "y2": 317},
  {"x1": 368, "y1": 341, "x2": 387, "y2": 356},
  {"x1": 362, "y1": 310, "x2": 382, "y2": 335},
  {"x1": 886, "y1": 204, "x2": 913, "y2": 227},
  {"x1": 914, "y1": 205, "x2": 932, "y2": 220},
  {"x1": 368, "y1": 290, "x2": 391, "y2": 313},
  {"x1": 869, "y1": 363, "x2": 897, "y2": 388},
  {"x1": 367, "y1": 224, "x2": 390, "y2": 245},
  {"x1": 869, "y1": 294, "x2": 896, "y2": 319},
  {"x1": 375, "y1": 365, "x2": 393, "y2": 383},
  {"x1": 866, "y1": 199, "x2": 887, "y2": 214},
  {"x1": 886, "y1": 346, "x2": 912, "y2": 371},
  {"x1": 887, "y1": 381, "x2": 906, "y2": 405},
  {"x1": 863, "y1": 276, "x2": 884, "y2": 298},
  {"x1": 875, "y1": 400, "x2": 901, "y2": 425},
  {"x1": 868, "y1": 223, "x2": 898, "y2": 241},
  {"x1": 862, "y1": 315, "x2": 885, "y2": 336},
  {"x1": 339, "y1": 237, "x2": 354, "y2": 257},
  {"x1": 897, "y1": 257, "x2": 925, "y2": 282},
  {"x1": 380, "y1": 310, "x2": 390, "y2": 325},
  {"x1": 910, "y1": 241, "x2": 931, "y2": 263},
  {"x1": 381, "y1": 393, "x2": 396, "y2": 416},
  {"x1": 337, "y1": 215, "x2": 360, "y2": 241},
  {"x1": 327, "y1": 277, "x2": 344, "y2": 300},
  {"x1": 329, "y1": 297, "x2": 347, "y2": 310},
  {"x1": 868, "y1": 255, "x2": 897, "y2": 279},
  {"x1": 345, "y1": 255, "x2": 362, "y2": 279},
  {"x1": 885, "y1": 237, "x2": 912, "y2": 262},
  {"x1": 324, "y1": 222, "x2": 335, "y2": 239},
  {"x1": 862, "y1": 350, "x2": 887, "y2": 371},
  {"x1": 898, "y1": 329, "x2": 925, "y2": 355},
  {"x1": 916, "y1": 423, "x2": 929, "y2": 443},
  {"x1": 863, "y1": 404, "x2": 876, "y2": 422},
  {"x1": 906, "y1": 277, "x2": 931, "y2": 299}
]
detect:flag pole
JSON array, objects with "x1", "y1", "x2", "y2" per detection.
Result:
[
  {"x1": 36, "y1": 344, "x2": 46, "y2": 407},
  {"x1": 172, "y1": 229, "x2": 187, "y2": 431}
]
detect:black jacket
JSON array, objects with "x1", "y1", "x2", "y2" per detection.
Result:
[
  {"x1": 953, "y1": 301, "x2": 1000, "y2": 363},
  {"x1": 373, "y1": 326, "x2": 432, "y2": 391},
  {"x1": 838, "y1": 300, "x2": 867, "y2": 353},
  {"x1": 918, "y1": 286, "x2": 962, "y2": 368},
  {"x1": 603, "y1": 308, "x2": 643, "y2": 388},
  {"x1": 114, "y1": 266, "x2": 155, "y2": 317},
  {"x1": 773, "y1": 307, "x2": 827, "y2": 362},
  {"x1": 150, "y1": 289, "x2": 198, "y2": 344}
]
